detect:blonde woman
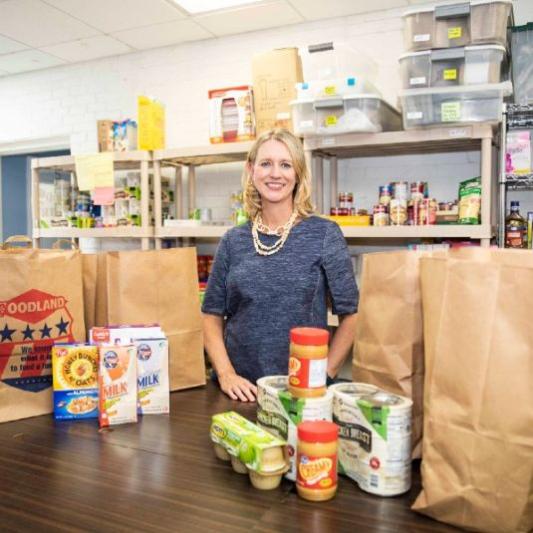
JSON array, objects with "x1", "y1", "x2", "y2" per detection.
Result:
[{"x1": 202, "y1": 129, "x2": 358, "y2": 402}]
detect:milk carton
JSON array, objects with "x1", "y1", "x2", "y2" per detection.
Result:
[
  {"x1": 98, "y1": 345, "x2": 137, "y2": 427},
  {"x1": 134, "y1": 338, "x2": 169, "y2": 415}
]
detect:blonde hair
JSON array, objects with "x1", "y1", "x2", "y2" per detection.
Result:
[{"x1": 242, "y1": 129, "x2": 314, "y2": 220}]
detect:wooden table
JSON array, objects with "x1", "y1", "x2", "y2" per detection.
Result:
[{"x1": 0, "y1": 383, "x2": 460, "y2": 532}]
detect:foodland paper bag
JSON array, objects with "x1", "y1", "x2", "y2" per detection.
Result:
[
  {"x1": 0, "y1": 249, "x2": 86, "y2": 422},
  {"x1": 352, "y1": 250, "x2": 425, "y2": 458},
  {"x1": 413, "y1": 255, "x2": 533, "y2": 532},
  {"x1": 95, "y1": 248, "x2": 205, "y2": 391}
]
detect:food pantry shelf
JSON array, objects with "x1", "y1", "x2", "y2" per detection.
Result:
[
  {"x1": 305, "y1": 124, "x2": 495, "y2": 247},
  {"x1": 505, "y1": 173, "x2": 533, "y2": 190},
  {"x1": 31, "y1": 151, "x2": 152, "y2": 250},
  {"x1": 34, "y1": 227, "x2": 153, "y2": 239}
]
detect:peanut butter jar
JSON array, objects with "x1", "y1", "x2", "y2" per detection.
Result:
[{"x1": 288, "y1": 327, "x2": 329, "y2": 398}]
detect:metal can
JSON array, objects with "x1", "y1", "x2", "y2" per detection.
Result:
[
  {"x1": 337, "y1": 207, "x2": 350, "y2": 216},
  {"x1": 391, "y1": 181, "x2": 409, "y2": 201},
  {"x1": 354, "y1": 391, "x2": 412, "y2": 496},
  {"x1": 256, "y1": 376, "x2": 333, "y2": 481},
  {"x1": 338, "y1": 192, "x2": 353, "y2": 209},
  {"x1": 410, "y1": 181, "x2": 427, "y2": 201},
  {"x1": 330, "y1": 207, "x2": 340, "y2": 216},
  {"x1": 373, "y1": 205, "x2": 389, "y2": 226},
  {"x1": 378, "y1": 185, "x2": 392, "y2": 206},
  {"x1": 390, "y1": 199, "x2": 407, "y2": 225},
  {"x1": 419, "y1": 198, "x2": 437, "y2": 225}
]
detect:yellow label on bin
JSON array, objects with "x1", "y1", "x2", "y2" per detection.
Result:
[
  {"x1": 324, "y1": 85, "x2": 337, "y2": 96},
  {"x1": 443, "y1": 69, "x2": 457, "y2": 81},
  {"x1": 325, "y1": 115, "x2": 338, "y2": 126},
  {"x1": 448, "y1": 27, "x2": 462, "y2": 39},
  {"x1": 441, "y1": 102, "x2": 461, "y2": 122}
]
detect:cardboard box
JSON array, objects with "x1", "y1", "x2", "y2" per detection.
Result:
[
  {"x1": 97, "y1": 120, "x2": 114, "y2": 152},
  {"x1": 208, "y1": 86, "x2": 255, "y2": 144},
  {"x1": 252, "y1": 48, "x2": 303, "y2": 134}
]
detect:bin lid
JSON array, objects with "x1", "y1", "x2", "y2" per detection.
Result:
[
  {"x1": 403, "y1": 6, "x2": 435, "y2": 16},
  {"x1": 400, "y1": 80, "x2": 513, "y2": 97},
  {"x1": 464, "y1": 44, "x2": 506, "y2": 52},
  {"x1": 471, "y1": 0, "x2": 512, "y2": 6},
  {"x1": 399, "y1": 50, "x2": 431, "y2": 60}
]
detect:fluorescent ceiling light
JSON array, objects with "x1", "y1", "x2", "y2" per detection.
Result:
[{"x1": 173, "y1": 0, "x2": 263, "y2": 14}]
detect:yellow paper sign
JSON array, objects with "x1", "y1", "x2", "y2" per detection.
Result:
[
  {"x1": 448, "y1": 27, "x2": 462, "y2": 39},
  {"x1": 325, "y1": 115, "x2": 338, "y2": 126},
  {"x1": 74, "y1": 153, "x2": 113, "y2": 191},
  {"x1": 324, "y1": 85, "x2": 337, "y2": 96},
  {"x1": 138, "y1": 95, "x2": 165, "y2": 151},
  {"x1": 441, "y1": 102, "x2": 461, "y2": 122},
  {"x1": 443, "y1": 69, "x2": 458, "y2": 81}
]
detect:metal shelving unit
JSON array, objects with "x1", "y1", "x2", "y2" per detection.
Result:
[
  {"x1": 152, "y1": 142, "x2": 254, "y2": 249},
  {"x1": 498, "y1": 103, "x2": 533, "y2": 246},
  {"x1": 31, "y1": 151, "x2": 153, "y2": 250},
  {"x1": 304, "y1": 124, "x2": 497, "y2": 247}
]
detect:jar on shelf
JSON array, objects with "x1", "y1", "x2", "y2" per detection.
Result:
[
  {"x1": 338, "y1": 192, "x2": 353, "y2": 210},
  {"x1": 373, "y1": 204, "x2": 389, "y2": 226},
  {"x1": 390, "y1": 198, "x2": 408, "y2": 225}
]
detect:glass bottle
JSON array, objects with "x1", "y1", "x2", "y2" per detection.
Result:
[{"x1": 505, "y1": 201, "x2": 526, "y2": 249}]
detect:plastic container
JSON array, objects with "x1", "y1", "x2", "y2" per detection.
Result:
[
  {"x1": 296, "y1": 420, "x2": 339, "y2": 502},
  {"x1": 301, "y1": 42, "x2": 378, "y2": 82},
  {"x1": 400, "y1": 81, "x2": 512, "y2": 129},
  {"x1": 402, "y1": 0, "x2": 512, "y2": 52},
  {"x1": 288, "y1": 327, "x2": 329, "y2": 399},
  {"x1": 296, "y1": 77, "x2": 380, "y2": 100},
  {"x1": 399, "y1": 45, "x2": 506, "y2": 89},
  {"x1": 290, "y1": 95, "x2": 402, "y2": 136},
  {"x1": 511, "y1": 23, "x2": 533, "y2": 104}
]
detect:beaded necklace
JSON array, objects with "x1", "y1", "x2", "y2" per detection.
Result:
[{"x1": 252, "y1": 211, "x2": 298, "y2": 256}]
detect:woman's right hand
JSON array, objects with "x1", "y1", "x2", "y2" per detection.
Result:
[{"x1": 218, "y1": 371, "x2": 257, "y2": 402}]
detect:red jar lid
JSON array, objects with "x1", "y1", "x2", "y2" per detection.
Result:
[
  {"x1": 298, "y1": 421, "x2": 338, "y2": 443},
  {"x1": 290, "y1": 327, "x2": 329, "y2": 346}
]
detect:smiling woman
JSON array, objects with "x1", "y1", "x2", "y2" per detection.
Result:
[{"x1": 201, "y1": 129, "x2": 359, "y2": 402}]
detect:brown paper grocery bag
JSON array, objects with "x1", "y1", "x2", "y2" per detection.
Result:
[
  {"x1": 96, "y1": 248, "x2": 205, "y2": 391},
  {"x1": 353, "y1": 250, "x2": 426, "y2": 458},
  {"x1": 413, "y1": 255, "x2": 533, "y2": 532},
  {"x1": 0, "y1": 249, "x2": 86, "y2": 422},
  {"x1": 81, "y1": 254, "x2": 98, "y2": 333}
]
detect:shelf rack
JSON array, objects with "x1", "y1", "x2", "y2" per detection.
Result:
[
  {"x1": 31, "y1": 151, "x2": 153, "y2": 250},
  {"x1": 498, "y1": 103, "x2": 533, "y2": 246},
  {"x1": 304, "y1": 124, "x2": 496, "y2": 247},
  {"x1": 152, "y1": 142, "x2": 254, "y2": 248}
]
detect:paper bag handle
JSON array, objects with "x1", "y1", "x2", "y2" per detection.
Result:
[{"x1": 2, "y1": 235, "x2": 33, "y2": 250}]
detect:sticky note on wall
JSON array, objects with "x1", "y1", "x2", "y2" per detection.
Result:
[
  {"x1": 74, "y1": 153, "x2": 114, "y2": 191},
  {"x1": 138, "y1": 96, "x2": 165, "y2": 151}
]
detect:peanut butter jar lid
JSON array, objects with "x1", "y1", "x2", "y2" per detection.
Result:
[
  {"x1": 290, "y1": 327, "x2": 329, "y2": 346},
  {"x1": 298, "y1": 420, "x2": 338, "y2": 443}
]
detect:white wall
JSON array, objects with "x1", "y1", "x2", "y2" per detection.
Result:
[{"x1": 0, "y1": 0, "x2": 531, "y2": 249}]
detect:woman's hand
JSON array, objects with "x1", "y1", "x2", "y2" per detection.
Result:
[{"x1": 218, "y1": 371, "x2": 257, "y2": 402}]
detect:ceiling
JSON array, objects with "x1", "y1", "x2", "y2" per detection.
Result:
[{"x1": 0, "y1": 0, "x2": 528, "y2": 77}]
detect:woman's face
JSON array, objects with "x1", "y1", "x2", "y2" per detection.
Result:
[{"x1": 250, "y1": 139, "x2": 297, "y2": 210}]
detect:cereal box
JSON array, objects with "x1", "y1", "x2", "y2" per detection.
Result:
[
  {"x1": 90, "y1": 325, "x2": 164, "y2": 346},
  {"x1": 52, "y1": 344, "x2": 99, "y2": 420},
  {"x1": 99, "y1": 345, "x2": 137, "y2": 427},
  {"x1": 134, "y1": 338, "x2": 169, "y2": 415}
]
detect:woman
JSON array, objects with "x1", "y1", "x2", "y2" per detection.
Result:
[{"x1": 202, "y1": 129, "x2": 358, "y2": 402}]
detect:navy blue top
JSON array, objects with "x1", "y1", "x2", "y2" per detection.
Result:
[{"x1": 201, "y1": 215, "x2": 358, "y2": 383}]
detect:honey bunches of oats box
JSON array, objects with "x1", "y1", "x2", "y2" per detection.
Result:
[
  {"x1": 256, "y1": 375, "x2": 332, "y2": 481},
  {"x1": 331, "y1": 383, "x2": 412, "y2": 496},
  {"x1": 52, "y1": 344, "x2": 99, "y2": 420}
]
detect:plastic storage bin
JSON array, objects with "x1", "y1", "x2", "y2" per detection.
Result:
[
  {"x1": 402, "y1": 0, "x2": 512, "y2": 52},
  {"x1": 301, "y1": 42, "x2": 378, "y2": 81},
  {"x1": 399, "y1": 45, "x2": 506, "y2": 89},
  {"x1": 511, "y1": 23, "x2": 533, "y2": 104},
  {"x1": 291, "y1": 95, "x2": 401, "y2": 136},
  {"x1": 400, "y1": 81, "x2": 512, "y2": 128},
  {"x1": 296, "y1": 77, "x2": 380, "y2": 100}
]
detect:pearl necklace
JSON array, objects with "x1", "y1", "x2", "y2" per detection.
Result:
[{"x1": 252, "y1": 211, "x2": 298, "y2": 256}]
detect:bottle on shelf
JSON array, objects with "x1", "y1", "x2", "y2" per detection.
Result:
[{"x1": 505, "y1": 201, "x2": 527, "y2": 249}]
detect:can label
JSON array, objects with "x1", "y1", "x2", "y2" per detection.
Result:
[
  {"x1": 289, "y1": 356, "x2": 327, "y2": 388},
  {"x1": 297, "y1": 453, "x2": 337, "y2": 489}
]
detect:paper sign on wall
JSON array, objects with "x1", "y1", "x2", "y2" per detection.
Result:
[
  {"x1": 138, "y1": 95, "x2": 165, "y2": 151},
  {"x1": 74, "y1": 153, "x2": 114, "y2": 191}
]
